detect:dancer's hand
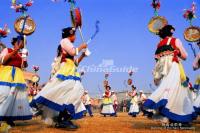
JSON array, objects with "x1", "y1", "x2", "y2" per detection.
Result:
[
  {"x1": 81, "y1": 52, "x2": 86, "y2": 57},
  {"x1": 80, "y1": 43, "x2": 87, "y2": 50}
]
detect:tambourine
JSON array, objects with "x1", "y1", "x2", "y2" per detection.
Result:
[
  {"x1": 184, "y1": 26, "x2": 200, "y2": 42},
  {"x1": 23, "y1": 71, "x2": 40, "y2": 83},
  {"x1": 127, "y1": 78, "x2": 132, "y2": 85},
  {"x1": 70, "y1": 8, "x2": 82, "y2": 28},
  {"x1": 148, "y1": 16, "x2": 168, "y2": 34},
  {"x1": 32, "y1": 75, "x2": 40, "y2": 83},
  {"x1": 14, "y1": 16, "x2": 36, "y2": 35}
]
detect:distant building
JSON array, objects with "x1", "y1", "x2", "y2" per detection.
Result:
[{"x1": 90, "y1": 90, "x2": 152, "y2": 112}]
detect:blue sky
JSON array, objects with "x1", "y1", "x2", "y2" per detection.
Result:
[{"x1": 0, "y1": 0, "x2": 199, "y2": 97}]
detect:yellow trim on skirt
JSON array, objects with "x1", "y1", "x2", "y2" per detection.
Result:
[
  {"x1": 57, "y1": 59, "x2": 80, "y2": 77},
  {"x1": 178, "y1": 62, "x2": 186, "y2": 82},
  {"x1": 195, "y1": 75, "x2": 200, "y2": 85},
  {"x1": 103, "y1": 98, "x2": 112, "y2": 104},
  {"x1": 0, "y1": 65, "x2": 25, "y2": 84}
]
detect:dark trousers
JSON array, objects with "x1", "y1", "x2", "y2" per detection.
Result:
[
  {"x1": 113, "y1": 104, "x2": 117, "y2": 112},
  {"x1": 85, "y1": 104, "x2": 93, "y2": 116},
  {"x1": 58, "y1": 109, "x2": 72, "y2": 122}
]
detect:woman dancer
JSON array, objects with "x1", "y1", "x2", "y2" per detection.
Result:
[
  {"x1": 0, "y1": 36, "x2": 32, "y2": 126},
  {"x1": 128, "y1": 85, "x2": 139, "y2": 117},
  {"x1": 30, "y1": 27, "x2": 87, "y2": 129},
  {"x1": 144, "y1": 25, "x2": 196, "y2": 124},
  {"x1": 101, "y1": 86, "x2": 116, "y2": 117}
]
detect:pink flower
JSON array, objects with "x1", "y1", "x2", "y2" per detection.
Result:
[
  {"x1": 0, "y1": 25, "x2": 10, "y2": 38},
  {"x1": 183, "y1": 3, "x2": 196, "y2": 21},
  {"x1": 33, "y1": 65, "x2": 39, "y2": 72},
  {"x1": 151, "y1": 0, "x2": 160, "y2": 10},
  {"x1": 128, "y1": 70, "x2": 133, "y2": 76},
  {"x1": 25, "y1": 0, "x2": 33, "y2": 7}
]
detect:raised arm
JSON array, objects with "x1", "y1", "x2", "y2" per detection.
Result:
[{"x1": 61, "y1": 39, "x2": 87, "y2": 56}]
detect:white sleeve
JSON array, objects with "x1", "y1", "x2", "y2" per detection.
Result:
[
  {"x1": 175, "y1": 39, "x2": 188, "y2": 59},
  {"x1": 60, "y1": 39, "x2": 76, "y2": 56}
]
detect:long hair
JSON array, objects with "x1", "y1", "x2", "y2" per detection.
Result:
[
  {"x1": 57, "y1": 44, "x2": 62, "y2": 57},
  {"x1": 158, "y1": 25, "x2": 175, "y2": 39}
]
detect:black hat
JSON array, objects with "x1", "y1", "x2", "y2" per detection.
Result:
[
  {"x1": 158, "y1": 25, "x2": 175, "y2": 39},
  {"x1": 131, "y1": 85, "x2": 136, "y2": 89},
  {"x1": 106, "y1": 86, "x2": 111, "y2": 90},
  {"x1": 11, "y1": 35, "x2": 24, "y2": 45},
  {"x1": 62, "y1": 27, "x2": 76, "y2": 39}
]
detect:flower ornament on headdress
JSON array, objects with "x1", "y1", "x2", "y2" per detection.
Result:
[
  {"x1": 128, "y1": 70, "x2": 133, "y2": 77},
  {"x1": 0, "y1": 24, "x2": 10, "y2": 39},
  {"x1": 105, "y1": 73, "x2": 110, "y2": 79},
  {"x1": 183, "y1": 2, "x2": 196, "y2": 25},
  {"x1": 151, "y1": 0, "x2": 160, "y2": 16},
  {"x1": 33, "y1": 65, "x2": 39, "y2": 73},
  {"x1": 151, "y1": 0, "x2": 160, "y2": 10},
  {"x1": 11, "y1": 0, "x2": 34, "y2": 13}
]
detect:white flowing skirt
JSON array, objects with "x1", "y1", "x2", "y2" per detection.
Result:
[
  {"x1": 0, "y1": 86, "x2": 32, "y2": 121},
  {"x1": 144, "y1": 62, "x2": 196, "y2": 123},
  {"x1": 194, "y1": 94, "x2": 200, "y2": 114},
  {"x1": 101, "y1": 104, "x2": 115, "y2": 115},
  {"x1": 128, "y1": 103, "x2": 139, "y2": 115},
  {"x1": 30, "y1": 77, "x2": 86, "y2": 120}
]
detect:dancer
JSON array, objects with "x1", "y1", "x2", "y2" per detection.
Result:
[
  {"x1": 101, "y1": 86, "x2": 116, "y2": 117},
  {"x1": 0, "y1": 36, "x2": 32, "y2": 126},
  {"x1": 122, "y1": 100, "x2": 127, "y2": 112},
  {"x1": 30, "y1": 27, "x2": 87, "y2": 129},
  {"x1": 144, "y1": 25, "x2": 196, "y2": 124},
  {"x1": 192, "y1": 42, "x2": 200, "y2": 114},
  {"x1": 111, "y1": 91, "x2": 118, "y2": 116},
  {"x1": 82, "y1": 90, "x2": 93, "y2": 117},
  {"x1": 138, "y1": 90, "x2": 147, "y2": 115},
  {"x1": 128, "y1": 85, "x2": 139, "y2": 117},
  {"x1": 194, "y1": 75, "x2": 200, "y2": 114}
]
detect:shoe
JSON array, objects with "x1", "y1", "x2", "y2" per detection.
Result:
[
  {"x1": 52, "y1": 116, "x2": 59, "y2": 123},
  {"x1": 6, "y1": 120, "x2": 15, "y2": 127},
  {"x1": 55, "y1": 121, "x2": 78, "y2": 130},
  {"x1": 90, "y1": 115, "x2": 94, "y2": 117},
  {"x1": 132, "y1": 115, "x2": 136, "y2": 117},
  {"x1": 147, "y1": 112, "x2": 153, "y2": 118}
]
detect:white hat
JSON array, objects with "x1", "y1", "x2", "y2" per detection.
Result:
[
  {"x1": 139, "y1": 90, "x2": 143, "y2": 93},
  {"x1": 84, "y1": 90, "x2": 88, "y2": 93}
]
